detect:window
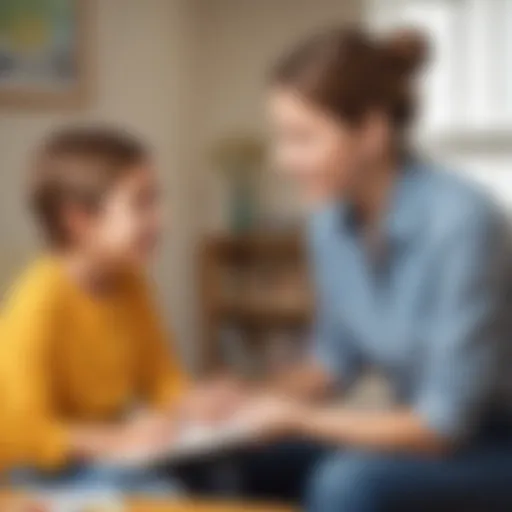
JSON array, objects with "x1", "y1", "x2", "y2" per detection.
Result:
[
  {"x1": 366, "y1": 0, "x2": 512, "y2": 139},
  {"x1": 366, "y1": 0, "x2": 512, "y2": 208}
]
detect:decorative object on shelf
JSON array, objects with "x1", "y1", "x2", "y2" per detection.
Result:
[
  {"x1": 209, "y1": 134, "x2": 265, "y2": 233},
  {"x1": 0, "y1": 0, "x2": 92, "y2": 108}
]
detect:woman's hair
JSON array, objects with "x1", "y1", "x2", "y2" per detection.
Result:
[
  {"x1": 30, "y1": 126, "x2": 149, "y2": 246},
  {"x1": 272, "y1": 26, "x2": 429, "y2": 130}
]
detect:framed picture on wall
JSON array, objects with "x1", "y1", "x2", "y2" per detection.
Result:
[{"x1": 0, "y1": 0, "x2": 92, "y2": 108}]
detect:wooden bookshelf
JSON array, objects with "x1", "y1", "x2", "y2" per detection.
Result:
[{"x1": 198, "y1": 232, "x2": 312, "y2": 374}]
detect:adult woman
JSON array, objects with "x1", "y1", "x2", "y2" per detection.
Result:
[{"x1": 220, "y1": 27, "x2": 512, "y2": 512}]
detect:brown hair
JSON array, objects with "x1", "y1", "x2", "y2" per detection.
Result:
[
  {"x1": 272, "y1": 26, "x2": 429, "y2": 130},
  {"x1": 30, "y1": 126, "x2": 149, "y2": 246}
]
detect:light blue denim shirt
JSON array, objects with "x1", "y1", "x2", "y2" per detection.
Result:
[{"x1": 308, "y1": 159, "x2": 512, "y2": 442}]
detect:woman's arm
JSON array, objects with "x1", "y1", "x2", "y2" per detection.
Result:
[
  {"x1": 248, "y1": 199, "x2": 506, "y2": 456},
  {"x1": 294, "y1": 406, "x2": 449, "y2": 454},
  {"x1": 267, "y1": 359, "x2": 337, "y2": 402},
  {"x1": 241, "y1": 395, "x2": 449, "y2": 455}
]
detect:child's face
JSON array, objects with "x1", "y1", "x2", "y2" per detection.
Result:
[{"x1": 80, "y1": 166, "x2": 162, "y2": 266}]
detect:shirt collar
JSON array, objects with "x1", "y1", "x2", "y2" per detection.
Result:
[{"x1": 338, "y1": 158, "x2": 426, "y2": 246}]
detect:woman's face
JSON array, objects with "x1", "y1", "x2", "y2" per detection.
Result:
[{"x1": 268, "y1": 87, "x2": 387, "y2": 205}]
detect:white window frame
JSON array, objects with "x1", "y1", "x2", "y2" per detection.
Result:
[{"x1": 364, "y1": 0, "x2": 512, "y2": 153}]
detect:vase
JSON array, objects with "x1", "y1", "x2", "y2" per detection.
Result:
[{"x1": 229, "y1": 177, "x2": 256, "y2": 233}]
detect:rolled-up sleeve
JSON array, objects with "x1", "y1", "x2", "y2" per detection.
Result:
[
  {"x1": 414, "y1": 202, "x2": 507, "y2": 442},
  {"x1": 310, "y1": 305, "x2": 362, "y2": 389}
]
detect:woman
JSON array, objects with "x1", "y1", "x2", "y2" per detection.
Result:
[{"x1": 184, "y1": 27, "x2": 512, "y2": 511}]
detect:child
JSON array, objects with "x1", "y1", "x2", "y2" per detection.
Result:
[{"x1": 1, "y1": 126, "x2": 188, "y2": 491}]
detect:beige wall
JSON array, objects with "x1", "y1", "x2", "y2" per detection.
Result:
[
  {"x1": 193, "y1": 0, "x2": 361, "y2": 230},
  {"x1": 0, "y1": 0, "x2": 198, "y2": 362}
]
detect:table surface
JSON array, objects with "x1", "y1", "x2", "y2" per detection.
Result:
[
  {"x1": 129, "y1": 499, "x2": 294, "y2": 512},
  {"x1": 0, "y1": 494, "x2": 295, "y2": 511}
]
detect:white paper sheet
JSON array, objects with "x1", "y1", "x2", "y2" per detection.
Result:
[{"x1": 101, "y1": 417, "x2": 257, "y2": 469}]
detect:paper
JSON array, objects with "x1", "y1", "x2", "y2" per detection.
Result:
[
  {"x1": 7, "y1": 491, "x2": 124, "y2": 512},
  {"x1": 101, "y1": 417, "x2": 257, "y2": 469}
]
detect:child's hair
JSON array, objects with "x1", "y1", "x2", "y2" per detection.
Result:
[
  {"x1": 30, "y1": 126, "x2": 149, "y2": 246},
  {"x1": 271, "y1": 26, "x2": 429, "y2": 131}
]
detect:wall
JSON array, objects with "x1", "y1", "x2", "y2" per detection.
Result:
[
  {"x1": 0, "y1": 0, "x2": 198, "y2": 364},
  {"x1": 193, "y1": 0, "x2": 362, "y2": 231}
]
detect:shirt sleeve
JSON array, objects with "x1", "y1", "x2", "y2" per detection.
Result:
[
  {"x1": 307, "y1": 206, "x2": 363, "y2": 389},
  {"x1": 414, "y1": 201, "x2": 507, "y2": 442},
  {"x1": 1, "y1": 274, "x2": 69, "y2": 470},
  {"x1": 131, "y1": 274, "x2": 189, "y2": 410},
  {"x1": 310, "y1": 303, "x2": 362, "y2": 390}
]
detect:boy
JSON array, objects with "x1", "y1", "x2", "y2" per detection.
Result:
[{"x1": 1, "y1": 126, "x2": 188, "y2": 491}]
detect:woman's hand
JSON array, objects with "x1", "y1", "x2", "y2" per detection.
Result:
[
  {"x1": 236, "y1": 394, "x2": 304, "y2": 441},
  {"x1": 179, "y1": 376, "x2": 249, "y2": 424}
]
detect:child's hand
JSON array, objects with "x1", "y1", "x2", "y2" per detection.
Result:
[
  {"x1": 94, "y1": 413, "x2": 176, "y2": 460},
  {"x1": 119, "y1": 411, "x2": 177, "y2": 451},
  {"x1": 70, "y1": 412, "x2": 177, "y2": 461}
]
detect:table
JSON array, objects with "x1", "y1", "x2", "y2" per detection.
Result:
[
  {"x1": 0, "y1": 494, "x2": 295, "y2": 511},
  {"x1": 130, "y1": 499, "x2": 294, "y2": 511}
]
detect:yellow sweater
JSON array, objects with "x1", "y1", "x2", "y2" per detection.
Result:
[
  {"x1": 0, "y1": 257, "x2": 187, "y2": 470},
  {"x1": 0, "y1": 372, "x2": 32, "y2": 473}
]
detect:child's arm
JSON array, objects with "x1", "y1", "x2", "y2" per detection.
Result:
[
  {"x1": 68, "y1": 420, "x2": 173, "y2": 460},
  {"x1": 1, "y1": 275, "x2": 128, "y2": 468},
  {"x1": 2, "y1": 278, "x2": 70, "y2": 469}
]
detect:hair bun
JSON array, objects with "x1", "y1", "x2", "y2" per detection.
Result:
[{"x1": 384, "y1": 28, "x2": 430, "y2": 75}]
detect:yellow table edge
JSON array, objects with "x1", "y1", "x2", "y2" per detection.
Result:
[{"x1": 1, "y1": 493, "x2": 296, "y2": 511}]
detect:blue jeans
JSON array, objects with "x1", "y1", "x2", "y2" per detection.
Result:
[
  {"x1": 176, "y1": 422, "x2": 512, "y2": 511},
  {"x1": 305, "y1": 445, "x2": 512, "y2": 512}
]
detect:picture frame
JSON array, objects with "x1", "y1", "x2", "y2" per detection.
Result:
[{"x1": 0, "y1": 0, "x2": 93, "y2": 108}]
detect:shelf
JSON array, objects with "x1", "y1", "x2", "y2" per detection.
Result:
[
  {"x1": 215, "y1": 302, "x2": 311, "y2": 325},
  {"x1": 199, "y1": 231, "x2": 312, "y2": 371},
  {"x1": 205, "y1": 232, "x2": 305, "y2": 259}
]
